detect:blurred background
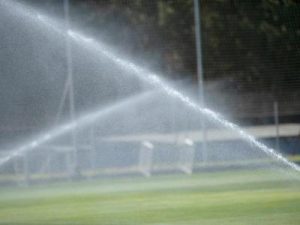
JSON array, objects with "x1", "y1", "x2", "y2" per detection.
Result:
[{"x1": 0, "y1": 0, "x2": 299, "y2": 184}]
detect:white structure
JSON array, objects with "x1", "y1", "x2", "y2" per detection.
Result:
[
  {"x1": 178, "y1": 138, "x2": 195, "y2": 174},
  {"x1": 139, "y1": 141, "x2": 154, "y2": 177}
]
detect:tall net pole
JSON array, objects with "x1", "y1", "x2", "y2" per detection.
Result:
[
  {"x1": 194, "y1": 0, "x2": 207, "y2": 163},
  {"x1": 63, "y1": 0, "x2": 78, "y2": 177}
]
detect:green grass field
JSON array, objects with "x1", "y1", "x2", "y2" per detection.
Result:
[{"x1": 0, "y1": 169, "x2": 299, "y2": 225}]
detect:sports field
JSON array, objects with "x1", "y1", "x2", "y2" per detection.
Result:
[{"x1": 0, "y1": 169, "x2": 299, "y2": 225}]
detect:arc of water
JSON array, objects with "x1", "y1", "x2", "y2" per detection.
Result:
[
  {"x1": 1, "y1": 0, "x2": 300, "y2": 172},
  {"x1": 0, "y1": 91, "x2": 155, "y2": 166}
]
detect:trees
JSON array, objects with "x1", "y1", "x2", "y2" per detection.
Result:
[
  {"x1": 201, "y1": 0, "x2": 300, "y2": 93},
  {"x1": 21, "y1": 0, "x2": 300, "y2": 92}
]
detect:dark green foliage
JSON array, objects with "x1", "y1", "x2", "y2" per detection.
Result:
[{"x1": 20, "y1": 0, "x2": 300, "y2": 92}]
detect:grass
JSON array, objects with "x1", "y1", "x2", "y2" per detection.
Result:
[{"x1": 0, "y1": 169, "x2": 299, "y2": 225}]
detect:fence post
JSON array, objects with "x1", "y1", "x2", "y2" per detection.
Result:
[{"x1": 274, "y1": 101, "x2": 280, "y2": 151}]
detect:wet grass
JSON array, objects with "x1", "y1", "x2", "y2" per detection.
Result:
[{"x1": 0, "y1": 169, "x2": 299, "y2": 225}]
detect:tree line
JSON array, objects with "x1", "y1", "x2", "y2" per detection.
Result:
[{"x1": 25, "y1": 0, "x2": 300, "y2": 94}]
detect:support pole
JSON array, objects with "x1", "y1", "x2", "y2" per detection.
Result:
[
  {"x1": 63, "y1": 0, "x2": 78, "y2": 177},
  {"x1": 193, "y1": 0, "x2": 207, "y2": 163},
  {"x1": 54, "y1": 77, "x2": 70, "y2": 124},
  {"x1": 89, "y1": 125, "x2": 97, "y2": 176},
  {"x1": 274, "y1": 101, "x2": 280, "y2": 151}
]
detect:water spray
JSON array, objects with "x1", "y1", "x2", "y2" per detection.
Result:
[
  {"x1": 0, "y1": 91, "x2": 155, "y2": 166},
  {"x1": 1, "y1": 0, "x2": 299, "y2": 172}
]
